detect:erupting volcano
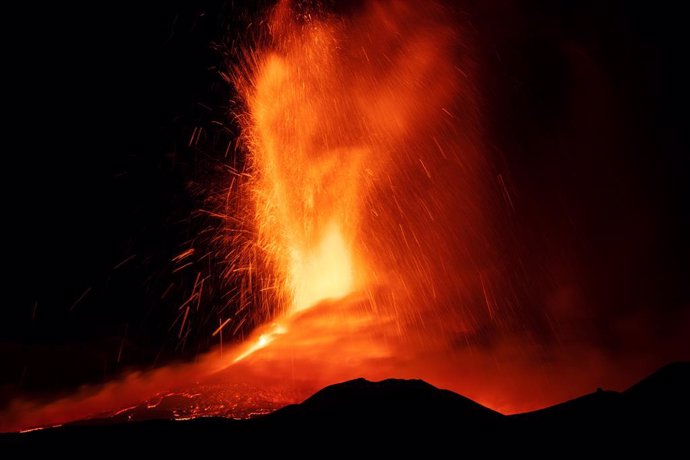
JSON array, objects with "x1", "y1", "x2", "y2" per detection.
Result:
[
  {"x1": 3, "y1": 1, "x2": 494, "y2": 431},
  {"x1": 2, "y1": 0, "x2": 689, "y2": 435}
]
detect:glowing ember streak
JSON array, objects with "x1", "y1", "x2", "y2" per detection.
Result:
[{"x1": 233, "y1": 323, "x2": 287, "y2": 363}]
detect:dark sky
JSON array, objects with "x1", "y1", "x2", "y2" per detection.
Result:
[{"x1": 2, "y1": 0, "x2": 688, "y2": 404}]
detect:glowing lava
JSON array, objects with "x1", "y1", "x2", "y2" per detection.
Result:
[{"x1": 289, "y1": 222, "x2": 353, "y2": 311}]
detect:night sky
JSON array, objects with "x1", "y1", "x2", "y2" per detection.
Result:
[{"x1": 2, "y1": 0, "x2": 688, "y2": 407}]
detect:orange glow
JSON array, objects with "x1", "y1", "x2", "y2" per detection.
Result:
[
  {"x1": 8, "y1": 1, "x2": 683, "y2": 434},
  {"x1": 289, "y1": 222, "x2": 354, "y2": 312}
]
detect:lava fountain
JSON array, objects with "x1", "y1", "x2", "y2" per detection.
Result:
[{"x1": 228, "y1": 0, "x2": 489, "y2": 364}]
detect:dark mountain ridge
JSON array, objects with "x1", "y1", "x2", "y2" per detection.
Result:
[{"x1": 1, "y1": 362, "x2": 687, "y2": 453}]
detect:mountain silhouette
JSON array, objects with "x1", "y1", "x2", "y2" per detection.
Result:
[
  {"x1": 1, "y1": 362, "x2": 687, "y2": 453},
  {"x1": 270, "y1": 377, "x2": 503, "y2": 423},
  {"x1": 623, "y1": 362, "x2": 690, "y2": 414},
  {"x1": 513, "y1": 362, "x2": 689, "y2": 425}
]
